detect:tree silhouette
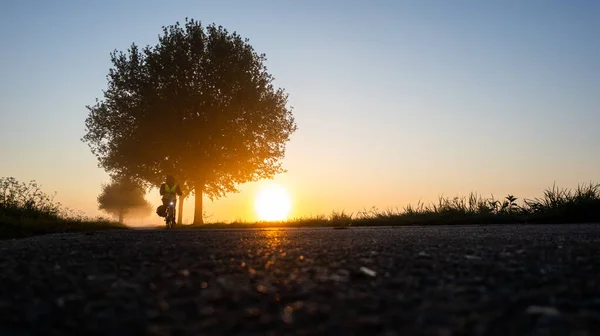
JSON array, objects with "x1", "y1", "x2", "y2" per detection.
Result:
[
  {"x1": 97, "y1": 178, "x2": 152, "y2": 224},
  {"x1": 176, "y1": 184, "x2": 190, "y2": 225},
  {"x1": 83, "y1": 18, "x2": 297, "y2": 224}
]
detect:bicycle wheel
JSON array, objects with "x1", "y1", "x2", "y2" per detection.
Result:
[
  {"x1": 168, "y1": 210, "x2": 175, "y2": 229},
  {"x1": 165, "y1": 210, "x2": 172, "y2": 229}
]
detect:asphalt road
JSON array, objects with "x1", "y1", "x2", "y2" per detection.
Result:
[{"x1": 1, "y1": 224, "x2": 599, "y2": 335}]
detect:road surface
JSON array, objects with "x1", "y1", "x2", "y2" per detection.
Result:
[{"x1": 0, "y1": 224, "x2": 599, "y2": 335}]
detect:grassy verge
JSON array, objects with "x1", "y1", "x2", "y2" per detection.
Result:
[
  {"x1": 0, "y1": 177, "x2": 126, "y2": 240},
  {"x1": 183, "y1": 182, "x2": 600, "y2": 229},
  {"x1": 4, "y1": 177, "x2": 599, "y2": 236}
]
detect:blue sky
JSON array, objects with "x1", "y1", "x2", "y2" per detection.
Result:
[{"x1": 1, "y1": 1, "x2": 599, "y2": 223}]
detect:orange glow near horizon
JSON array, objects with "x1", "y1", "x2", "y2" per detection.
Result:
[{"x1": 254, "y1": 183, "x2": 292, "y2": 221}]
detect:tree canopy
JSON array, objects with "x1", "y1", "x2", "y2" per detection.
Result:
[
  {"x1": 98, "y1": 178, "x2": 152, "y2": 223},
  {"x1": 82, "y1": 18, "x2": 297, "y2": 223}
]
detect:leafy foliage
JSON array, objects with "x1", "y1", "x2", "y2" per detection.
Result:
[
  {"x1": 97, "y1": 178, "x2": 152, "y2": 223},
  {"x1": 0, "y1": 177, "x2": 61, "y2": 219},
  {"x1": 0, "y1": 177, "x2": 124, "y2": 239}
]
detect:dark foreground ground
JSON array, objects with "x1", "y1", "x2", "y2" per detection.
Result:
[{"x1": 0, "y1": 224, "x2": 599, "y2": 335}]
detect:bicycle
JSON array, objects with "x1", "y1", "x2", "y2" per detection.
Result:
[{"x1": 164, "y1": 200, "x2": 176, "y2": 229}]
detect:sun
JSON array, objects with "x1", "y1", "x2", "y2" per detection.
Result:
[{"x1": 254, "y1": 183, "x2": 292, "y2": 221}]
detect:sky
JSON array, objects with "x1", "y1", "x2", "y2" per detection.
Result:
[{"x1": 1, "y1": 0, "x2": 599, "y2": 225}]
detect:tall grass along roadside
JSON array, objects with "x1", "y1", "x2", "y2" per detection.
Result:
[
  {"x1": 189, "y1": 182, "x2": 600, "y2": 228},
  {"x1": 3, "y1": 176, "x2": 599, "y2": 234},
  {"x1": 0, "y1": 177, "x2": 126, "y2": 239}
]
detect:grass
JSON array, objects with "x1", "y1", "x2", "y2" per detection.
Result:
[
  {"x1": 184, "y1": 182, "x2": 600, "y2": 229},
  {"x1": 3, "y1": 176, "x2": 599, "y2": 237},
  {"x1": 0, "y1": 177, "x2": 126, "y2": 240}
]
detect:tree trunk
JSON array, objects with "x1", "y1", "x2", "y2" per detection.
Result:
[
  {"x1": 177, "y1": 193, "x2": 187, "y2": 225},
  {"x1": 193, "y1": 186, "x2": 204, "y2": 225}
]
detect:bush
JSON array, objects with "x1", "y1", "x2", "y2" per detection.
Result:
[
  {"x1": 0, "y1": 177, "x2": 126, "y2": 239},
  {"x1": 0, "y1": 177, "x2": 61, "y2": 220}
]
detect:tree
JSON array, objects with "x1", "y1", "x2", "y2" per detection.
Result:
[
  {"x1": 82, "y1": 18, "x2": 297, "y2": 224},
  {"x1": 97, "y1": 178, "x2": 152, "y2": 224},
  {"x1": 177, "y1": 184, "x2": 190, "y2": 225}
]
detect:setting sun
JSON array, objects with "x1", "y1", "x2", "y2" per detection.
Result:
[{"x1": 254, "y1": 183, "x2": 292, "y2": 221}]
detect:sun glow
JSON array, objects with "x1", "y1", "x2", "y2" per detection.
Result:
[{"x1": 254, "y1": 183, "x2": 292, "y2": 221}]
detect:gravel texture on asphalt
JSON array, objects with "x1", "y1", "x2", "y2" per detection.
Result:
[{"x1": 0, "y1": 224, "x2": 599, "y2": 335}]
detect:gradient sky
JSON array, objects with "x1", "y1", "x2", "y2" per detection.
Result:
[{"x1": 1, "y1": 0, "x2": 599, "y2": 225}]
